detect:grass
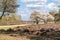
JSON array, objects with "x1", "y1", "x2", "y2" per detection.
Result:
[
  {"x1": 0, "y1": 34, "x2": 30, "y2": 40},
  {"x1": 0, "y1": 23, "x2": 60, "y2": 40},
  {"x1": 0, "y1": 25, "x2": 17, "y2": 30},
  {"x1": 0, "y1": 34, "x2": 14, "y2": 40},
  {"x1": 0, "y1": 24, "x2": 31, "y2": 30}
]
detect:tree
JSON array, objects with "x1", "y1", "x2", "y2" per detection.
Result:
[
  {"x1": 49, "y1": 6, "x2": 60, "y2": 22},
  {"x1": 15, "y1": 14, "x2": 21, "y2": 21},
  {"x1": 46, "y1": 14, "x2": 54, "y2": 22},
  {"x1": 49, "y1": 11, "x2": 57, "y2": 23},
  {"x1": 0, "y1": 0, "x2": 19, "y2": 19},
  {"x1": 30, "y1": 11, "x2": 41, "y2": 24},
  {"x1": 2, "y1": 13, "x2": 21, "y2": 21},
  {"x1": 30, "y1": 10, "x2": 54, "y2": 24}
]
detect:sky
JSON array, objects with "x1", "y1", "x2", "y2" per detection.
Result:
[{"x1": 17, "y1": 0, "x2": 60, "y2": 21}]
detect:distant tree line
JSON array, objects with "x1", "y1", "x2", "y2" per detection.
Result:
[{"x1": 30, "y1": 6, "x2": 60, "y2": 24}]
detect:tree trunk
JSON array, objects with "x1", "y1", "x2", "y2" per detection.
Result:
[
  {"x1": 0, "y1": 7, "x2": 6, "y2": 19},
  {"x1": 0, "y1": 0, "x2": 7, "y2": 19},
  {"x1": 36, "y1": 19, "x2": 39, "y2": 24},
  {"x1": 44, "y1": 20, "x2": 47, "y2": 24}
]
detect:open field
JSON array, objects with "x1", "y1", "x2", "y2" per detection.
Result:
[
  {"x1": 0, "y1": 22, "x2": 60, "y2": 30},
  {"x1": 0, "y1": 22, "x2": 60, "y2": 40},
  {"x1": 0, "y1": 24, "x2": 31, "y2": 30}
]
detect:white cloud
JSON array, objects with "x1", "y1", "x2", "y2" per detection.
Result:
[
  {"x1": 27, "y1": 4, "x2": 42, "y2": 7},
  {"x1": 26, "y1": 0, "x2": 47, "y2": 8},
  {"x1": 52, "y1": 0, "x2": 60, "y2": 3},
  {"x1": 21, "y1": 0, "x2": 47, "y2": 2},
  {"x1": 20, "y1": 14, "x2": 27, "y2": 17},
  {"x1": 21, "y1": 0, "x2": 47, "y2": 6},
  {"x1": 48, "y1": 3, "x2": 56, "y2": 9},
  {"x1": 17, "y1": 7, "x2": 31, "y2": 17},
  {"x1": 47, "y1": 3, "x2": 58, "y2": 10},
  {"x1": 21, "y1": 0, "x2": 38, "y2": 2}
]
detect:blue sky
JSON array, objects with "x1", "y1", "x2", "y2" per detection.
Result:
[{"x1": 17, "y1": 0, "x2": 60, "y2": 21}]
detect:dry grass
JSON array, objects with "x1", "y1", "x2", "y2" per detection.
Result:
[
  {"x1": 0, "y1": 34, "x2": 30, "y2": 40},
  {"x1": 0, "y1": 22, "x2": 60, "y2": 40},
  {"x1": 0, "y1": 24, "x2": 31, "y2": 30}
]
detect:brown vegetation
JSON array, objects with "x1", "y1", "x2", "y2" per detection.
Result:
[{"x1": 0, "y1": 22, "x2": 60, "y2": 40}]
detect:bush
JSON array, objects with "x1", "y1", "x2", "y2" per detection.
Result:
[
  {"x1": 0, "y1": 29, "x2": 6, "y2": 33},
  {"x1": 6, "y1": 28, "x2": 15, "y2": 34}
]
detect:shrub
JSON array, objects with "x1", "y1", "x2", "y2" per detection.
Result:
[{"x1": 6, "y1": 28, "x2": 15, "y2": 34}]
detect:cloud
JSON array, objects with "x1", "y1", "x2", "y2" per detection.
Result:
[
  {"x1": 26, "y1": 0, "x2": 47, "y2": 8},
  {"x1": 26, "y1": 4, "x2": 41, "y2": 7},
  {"x1": 20, "y1": 14, "x2": 27, "y2": 17},
  {"x1": 20, "y1": 0, "x2": 48, "y2": 13},
  {"x1": 47, "y1": 3, "x2": 58, "y2": 10},
  {"x1": 21, "y1": 0, "x2": 47, "y2": 2},
  {"x1": 17, "y1": 0, "x2": 60, "y2": 21},
  {"x1": 52, "y1": 0, "x2": 60, "y2": 3},
  {"x1": 17, "y1": 7, "x2": 31, "y2": 20},
  {"x1": 48, "y1": 3, "x2": 56, "y2": 9},
  {"x1": 23, "y1": 0, "x2": 48, "y2": 12},
  {"x1": 21, "y1": 0, "x2": 38, "y2": 2}
]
